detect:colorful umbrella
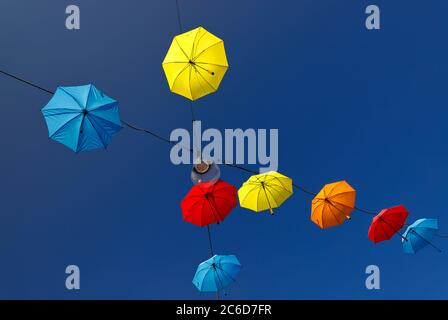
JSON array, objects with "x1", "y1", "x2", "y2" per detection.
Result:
[
  {"x1": 368, "y1": 205, "x2": 409, "y2": 243},
  {"x1": 402, "y1": 218, "x2": 441, "y2": 253},
  {"x1": 311, "y1": 180, "x2": 356, "y2": 229},
  {"x1": 238, "y1": 171, "x2": 293, "y2": 215},
  {"x1": 181, "y1": 180, "x2": 237, "y2": 227},
  {"x1": 192, "y1": 255, "x2": 241, "y2": 293},
  {"x1": 41, "y1": 84, "x2": 122, "y2": 152},
  {"x1": 162, "y1": 26, "x2": 229, "y2": 101}
]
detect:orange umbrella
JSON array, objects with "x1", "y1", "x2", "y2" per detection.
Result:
[{"x1": 311, "y1": 180, "x2": 356, "y2": 229}]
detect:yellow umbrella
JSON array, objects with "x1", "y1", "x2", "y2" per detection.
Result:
[
  {"x1": 238, "y1": 171, "x2": 293, "y2": 215},
  {"x1": 311, "y1": 180, "x2": 356, "y2": 229},
  {"x1": 162, "y1": 26, "x2": 229, "y2": 101}
]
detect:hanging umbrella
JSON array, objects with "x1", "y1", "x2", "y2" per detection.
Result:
[
  {"x1": 162, "y1": 26, "x2": 229, "y2": 101},
  {"x1": 181, "y1": 180, "x2": 237, "y2": 227},
  {"x1": 368, "y1": 205, "x2": 409, "y2": 243},
  {"x1": 402, "y1": 219, "x2": 441, "y2": 253},
  {"x1": 41, "y1": 84, "x2": 122, "y2": 152},
  {"x1": 238, "y1": 171, "x2": 293, "y2": 215},
  {"x1": 193, "y1": 255, "x2": 241, "y2": 293},
  {"x1": 311, "y1": 180, "x2": 356, "y2": 229}
]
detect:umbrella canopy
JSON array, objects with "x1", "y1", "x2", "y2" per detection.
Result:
[
  {"x1": 368, "y1": 205, "x2": 409, "y2": 243},
  {"x1": 238, "y1": 171, "x2": 293, "y2": 215},
  {"x1": 162, "y1": 26, "x2": 229, "y2": 101},
  {"x1": 181, "y1": 180, "x2": 237, "y2": 227},
  {"x1": 41, "y1": 84, "x2": 122, "y2": 152},
  {"x1": 193, "y1": 255, "x2": 241, "y2": 292},
  {"x1": 311, "y1": 180, "x2": 356, "y2": 229},
  {"x1": 402, "y1": 218, "x2": 441, "y2": 253}
]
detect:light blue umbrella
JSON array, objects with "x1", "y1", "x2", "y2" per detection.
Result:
[
  {"x1": 193, "y1": 255, "x2": 241, "y2": 293},
  {"x1": 42, "y1": 84, "x2": 122, "y2": 152},
  {"x1": 402, "y1": 218, "x2": 441, "y2": 253}
]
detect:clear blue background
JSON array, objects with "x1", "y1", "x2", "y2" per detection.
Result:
[{"x1": 1, "y1": 0, "x2": 448, "y2": 299}]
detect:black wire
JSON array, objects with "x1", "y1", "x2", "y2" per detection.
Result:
[
  {"x1": 207, "y1": 225, "x2": 214, "y2": 257},
  {"x1": 223, "y1": 163, "x2": 258, "y2": 174},
  {"x1": 122, "y1": 120, "x2": 176, "y2": 145},
  {"x1": 174, "y1": 0, "x2": 196, "y2": 122},
  {"x1": 292, "y1": 183, "x2": 316, "y2": 196},
  {"x1": 189, "y1": 101, "x2": 196, "y2": 122},
  {"x1": 354, "y1": 206, "x2": 377, "y2": 216},
  {"x1": 0, "y1": 69, "x2": 54, "y2": 95},
  {"x1": 175, "y1": 0, "x2": 183, "y2": 32},
  {"x1": 0, "y1": 68, "x2": 380, "y2": 218}
]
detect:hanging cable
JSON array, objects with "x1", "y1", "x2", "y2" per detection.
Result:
[
  {"x1": 0, "y1": 70, "x2": 54, "y2": 95},
  {"x1": 122, "y1": 120, "x2": 175, "y2": 145},
  {"x1": 0, "y1": 67, "x2": 382, "y2": 219},
  {"x1": 354, "y1": 206, "x2": 377, "y2": 216},
  {"x1": 174, "y1": 0, "x2": 196, "y2": 122},
  {"x1": 0, "y1": 67, "x2": 380, "y2": 217},
  {"x1": 293, "y1": 183, "x2": 316, "y2": 196},
  {"x1": 207, "y1": 225, "x2": 214, "y2": 256}
]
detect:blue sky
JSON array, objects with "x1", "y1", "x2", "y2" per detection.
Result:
[{"x1": 1, "y1": 0, "x2": 448, "y2": 299}]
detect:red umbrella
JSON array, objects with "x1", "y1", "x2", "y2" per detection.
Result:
[
  {"x1": 181, "y1": 180, "x2": 237, "y2": 227},
  {"x1": 368, "y1": 205, "x2": 409, "y2": 243}
]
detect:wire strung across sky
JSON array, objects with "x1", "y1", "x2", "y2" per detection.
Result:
[{"x1": 0, "y1": 66, "x2": 381, "y2": 218}]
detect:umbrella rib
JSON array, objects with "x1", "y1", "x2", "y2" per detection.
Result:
[
  {"x1": 264, "y1": 187, "x2": 280, "y2": 207},
  {"x1": 411, "y1": 229, "x2": 442, "y2": 252},
  {"x1": 174, "y1": 38, "x2": 191, "y2": 61},
  {"x1": 378, "y1": 216, "x2": 401, "y2": 234},
  {"x1": 163, "y1": 61, "x2": 189, "y2": 64},
  {"x1": 327, "y1": 203, "x2": 345, "y2": 224},
  {"x1": 263, "y1": 184, "x2": 284, "y2": 199},
  {"x1": 195, "y1": 67, "x2": 217, "y2": 91},
  {"x1": 59, "y1": 87, "x2": 84, "y2": 110},
  {"x1": 328, "y1": 200, "x2": 351, "y2": 220},
  {"x1": 326, "y1": 183, "x2": 340, "y2": 197},
  {"x1": 170, "y1": 64, "x2": 190, "y2": 91},
  {"x1": 239, "y1": 184, "x2": 262, "y2": 206},
  {"x1": 264, "y1": 175, "x2": 291, "y2": 190},
  {"x1": 85, "y1": 116, "x2": 107, "y2": 149},
  {"x1": 328, "y1": 198, "x2": 355, "y2": 210},
  {"x1": 48, "y1": 113, "x2": 82, "y2": 139},
  {"x1": 192, "y1": 29, "x2": 208, "y2": 58},
  {"x1": 196, "y1": 186, "x2": 223, "y2": 223},
  {"x1": 216, "y1": 264, "x2": 237, "y2": 283},
  {"x1": 190, "y1": 28, "x2": 202, "y2": 61},
  {"x1": 183, "y1": 197, "x2": 206, "y2": 221},
  {"x1": 88, "y1": 113, "x2": 122, "y2": 130},
  {"x1": 207, "y1": 197, "x2": 223, "y2": 222},
  {"x1": 188, "y1": 66, "x2": 194, "y2": 100},
  {"x1": 193, "y1": 41, "x2": 223, "y2": 61},
  {"x1": 312, "y1": 199, "x2": 325, "y2": 210},
  {"x1": 86, "y1": 101, "x2": 117, "y2": 113},
  {"x1": 375, "y1": 217, "x2": 393, "y2": 242},
  {"x1": 327, "y1": 190, "x2": 355, "y2": 200},
  {"x1": 42, "y1": 108, "x2": 83, "y2": 115},
  {"x1": 193, "y1": 68, "x2": 209, "y2": 97},
  {"x1": 263, "y1": 180, "x2": 291, "y2": 194},
  {"x1": 255, "y1": 187, "x2": 263, "y2": 212}
]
